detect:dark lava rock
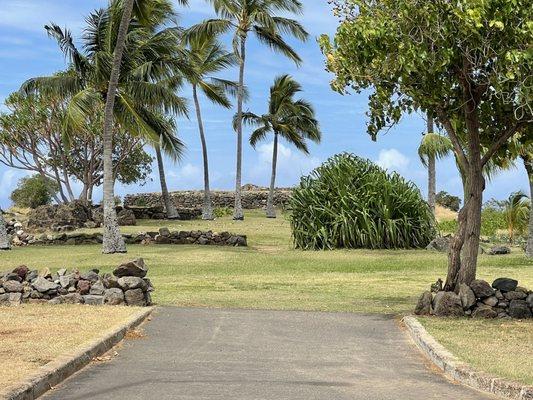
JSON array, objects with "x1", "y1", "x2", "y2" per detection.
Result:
[
  {"x1": 77, "y1": 280, "x2": 91, "y2": 295},
  {"x1": 469, "y1": 280, "x2": 495, "y2": 299},
  {"x1": 487, "y1": 246, "x2": 511, "y2": 255},
  {"x1": 104, "y1": 288, "x2": 125, "y2": 305},
  {"x1": 124, "y1": 288, "x2": 145, "y2": 306},
  {"x1": 12, "y1": 265, "x2": 29, "y2": 280},
  {"x1": 508, "y1": 300, "x2": 532, "y2": 319},
  {"x1": 458, "y1": 284, "x2": 476, "y2": 310},
  {"x1": 2, "y1": 280, "x2": 23, "y2": 293},
  {"x1": 414, "y1": 291, "x2": 432, "y2": 315},
  {"x1": 426, "y1": 236, "x2": 451, "y2": 252},
  {"x1": 492, "y1": 278, "x2": 518, "y2": 293},
  {"x1": 472, "y1": 305, "x2": 497, "y2": 319},
  {"x1": 504, "y1": 291, "x2": 527, "y2": 301},
  {"x1": 113, "y1": 258, "x2": 147, "y2": 278},
  {"x1": 433, "y1": 291, "x2": 464, "y2": 317}
]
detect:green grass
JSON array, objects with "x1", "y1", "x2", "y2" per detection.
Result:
[
  {"x1": 418, "y1": 317, "x2": 533, "y2": 385},
  {"x1": 3, "y1": 210, "x2": 531, "y2": 314}
]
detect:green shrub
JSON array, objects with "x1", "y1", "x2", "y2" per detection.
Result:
[
  {"x1": 290, "y1": 153, "x2": 436, "y2": 250},
  {"x1": 437, "y1": 203, "x2": 509, "y2": 237},
  {"x1": 437, "y1": 219, "x2": 458, "y2": 234},
  {"x1": 214, "y1": 207, "x2": 232, "y2": 218},
  {"x1": 436, "y1": 191, "x2": 461, "y2": 211},
  {"x1": 10, "y1": 175, "x2": 58, "y2": 209}
]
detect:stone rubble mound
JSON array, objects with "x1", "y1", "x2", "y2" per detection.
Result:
[
  {"x1": 415, "y1": 277, "x2": 532, "y2": 319},
  {"x1": 0, "y1": 258, "x2": 153, "y2": 307}
]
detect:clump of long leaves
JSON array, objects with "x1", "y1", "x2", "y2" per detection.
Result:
[{"x1": 290, "y1": 153, "x2": 436, "y2": 250}]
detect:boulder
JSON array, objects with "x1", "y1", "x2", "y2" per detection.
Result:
[
  {"x1": 104, "y1": 288, "x2": 125, "y2": 305},
  {"x1": 159, "y1": 227, "x2": 171, "y2": 237},
  {"x1": 4, "y1": 272, "x2": 22, "y2": 282},
  {"x1": 83, "y1": 295, "x2": 104, "y2": 305},
  {"x1": 508, "y1": 300, "x2": 532, "y2": 319},
  {"x1": 77, "y1": 280, "x2": 91, "y2": 295},
  {"x1": 482, "y1": 296, "x2": 498, "y2": 307},
  {"x1": 113, "y1": 258, "x2": 147, "y2": 278},
  {"x1": 426, "y1": 236, "x2": 451, "y2": 252},
  {"x1": 469, "y1": 280, "x2": 494, "y2": 299},
  {"x1": 7, "y1": 292, "x2": 22, "y2": 306},
  {"x1": 504, "y1": 291, "x2": 527, "y2": 301},
  {"x1": 414, "y1": 291, "x2": 432, "y2": 315},
  {"x1": 102, "y1": 273, "x2": 120, "y2": 289},
  {"x1": 80, "y1": 270, "x2": 99, "y2": 282},
  {"x1": 89, "y1": 281, "x2": 105, "y2": 295},
  {"x1": 12, "y1": 265, "x2": 29, "y2": 280},
  {"x1": 60, "y1": 293, "x2": 84, "y2": 304},
  {"x1": 124, "y1": 288, "x2": 145, "y2": 306},
  {"x1": 458, "y1": 284, "x2": 476, "y2": 310},
  {"x1": 472, "y1": 305, "x2": 497, "y2": 319},
  {"x1": 32, "y1": 276, "x2": 59, "y2": 293},
  {"x1": 2, "y1": 280, "x2": 23, "y2": 293},
  {"x1": 117, "y1": 209, "x2": 136, "y2": 226},
  {"x1": 433, "y1": 291, "x2": 464, "y2": 317},
  {"x1": 27, "y1": 201, "x2": 92, "y2": 230},
  {"x1": 492, "y1": 278, "x2": 518, "y2": 292},
  {"x1": 117, "y1": 276, "x2": 147, "y2": 291},
  {"x1": 487, "y1": 246, "x2": 511, "y2": 255}
]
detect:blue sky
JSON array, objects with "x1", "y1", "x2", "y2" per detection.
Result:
[{"x1": 0, "y1": 0, "x2": 527, "y2": 208}]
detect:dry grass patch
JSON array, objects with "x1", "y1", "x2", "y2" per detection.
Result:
[
  {"x1": 0, "y1": 304, "x2": 142, "y2": 390},
  {"x1": 418, "y1": 317, "x2": 533, "y2": 385},
  {"x1": 435, "y1": 205, "x2": 457, "y2": 222}
]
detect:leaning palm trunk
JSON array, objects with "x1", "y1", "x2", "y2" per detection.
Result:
[
  {"x1": 155, "y1": 145, "x2": 180, "y2": 219},
  {"x1": 0, "y1": 210, "x2": 10, "y2": 250},
  {"x1": 524, "y1": 155, "x2": 533, "y2": 258},
  {"x1": 233, "y1": 37, "x2": 247, "y2": 221},
  {"x1": 266, "y1": 134, "x2": 279, "y2": 218},
  {"x1": 193, "y1": 84, "x2": 214, "y2": 220},
  {"x1": 101, "y1": 0, "x2": 135, "y2": 254}
]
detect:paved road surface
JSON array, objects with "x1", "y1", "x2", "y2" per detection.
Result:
[{"x1": 43, "y1": 308, "x2": 495, "y2": 399}]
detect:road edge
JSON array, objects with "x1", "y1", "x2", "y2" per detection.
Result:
[
  {"x1": 402, "y1": 315, "x2": 533, "y2": 400},
  {"x1": 0, "y1": 306, "x2": 154, "y2": 400}
]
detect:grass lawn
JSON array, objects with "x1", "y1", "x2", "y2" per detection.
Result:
[
  {"x1": 418, "y1": 317, "x2": 533, "y2": 385},
  {"x1": 0, "y1": 304, "x2": 143, "y2": 390},
  {"x1": 2, "y1": 210, "x2": 531, "y2": 314}
]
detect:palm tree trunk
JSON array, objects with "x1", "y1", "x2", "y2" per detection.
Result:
[
  {"x1": 155, "y1": 144, "x2": 179, "y2": 219},
  {"x1": 0, "y1": 210, "x2": 10, "y2": 250},
  {"x1": 233, "y1": 36, "x2": 247, "y2": 221},
  {"x1": 523, "y1": 154, "x2": 533, "y2": 258},
  {"x1": 266, "y1": 133, "x2": 278, "y2": 218},
  {"x1": 101, "y1": 0, "x2": 134, "y2": 254},
  {"x1": 427, "y1": 116, "x2": 436, "y2": 215},
  {"x1": 193, "y1": 84, "x2": 214, "y2": 220}
]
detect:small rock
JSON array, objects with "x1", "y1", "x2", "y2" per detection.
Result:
[
  {"x1": 2, "y1": 280, "x2": 23, "y2": 293},
  {"x1": 102, "y1": 273, "x2": 120, "y2": 289},
  {"x1": 497, "y1": 301, "x2": 509, "y2": 308},
  {"x1": 57, "y1": 268, "x2": 67, "y2": 276},
  {"x1": 59, "y1": 275, "x2": 74, "y2": 289},
  {"x1": 8, "y1": 292, "x2": 22, "y2": 306},
  {"x1": 472, "y1": 305, "x2": 497, "y2": 319},
  {"x1": 80, "y1": 270, "x2": 99, "y2": 282},
  {"x1": 458, "y1": 284, "x2": 476, "y2": 310},
  {"x1": 159, "y1": 227, "x2": 171, "y2": 237},
  {"x1": 89, "y1": 280, "x2": 105, "y2": 295},
  {"x1": 39, "y1": 267, "x2": 52, "y2": 279},
  {"x1": 48, "y1": 297, "x2": 63, "y2": 305},
  {"x1": 60, "y1": 293, "x2": 83, "y2": 304},
  {"x1": 482, "y1": 296, "x2": 498, "y2": 307},
  {"x1": 492, "y1": 278, "x2": 518, "y2": 292},
  {"x1": 4, "y1": 272, "x2": 22, "y2": 282},
  {"x1": 508, "y1": 300, "x2": 532, "y2": 319},
  {"x1": 113, "y1": 258, "x2": 147, "y2": 278},
  {"x1": 469, "y1": 280, "x2": 495, "y2": 299},
  {"x1": 414, "y1": 291, "x2": 432, "y2": 315},
  {"x1": 12, "y1": 265, "x2": 29, "y2": 280},
  {"x1": 526, "y1": 293, "x2": 533, "y2": 308},
  {"x1": 487, "y1": 246, "x2": 511, "y2": 255},
  {"x1": 504, "y1": 291, "x2": 527, "y2": 301},
  {"x1": 425, "y1": 236, "x2": 451, "y2": 252},
  {"x1": 433, "y1": 291, "x2": 464, "y2": 317},
  {"x1": 495, "y1": 290, "x2": 504, "y2": 300},
  {"x1": 77, "y1": 280, "x2": 91, "y2": 295},
  {"x1": 117, "y1": 276, "x2": 147, "y2": 291},
  {"x1": 104, "y1": 288, "x2": 125, "y2": 305},
  {"x1": 124, "y1": 288, "x2": 145, "y2": 306},
  {"x1": 32, "y1": 276, "x2": 59, "y2": 293},
  {"x1": 83, "y1": 295, "x2": 104, "y2": 305}
]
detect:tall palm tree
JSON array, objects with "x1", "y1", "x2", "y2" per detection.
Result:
[
  {"x1": 502, "y1": 192, "x2": 530, "y2": 244},
  {"x1": 0, "y1": 210, "x2": 10, "y2": 250},
  {"x1": 238, "y1": 75, "x2": 321, "y2": 218},
  {"x1": 22, "y1": 2, "x2": 188, "y2": 253},
  {"x1": 183, "y1": 37, "x2": 239, "y2": 220},
  {"x1": 188, "y1": 0, "x2": 309, "y2": 220},
  {"x1": 524, "y1": 154, "x2": 533, "y2": 257},
  {"x1": 418, "y1": 116, "x2": 453, "y2": 215}
]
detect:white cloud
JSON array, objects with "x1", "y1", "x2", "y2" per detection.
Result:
[
  {"x1": 249, "y1": 141, "x2": 321, "y2": 187},
  {"x1": 376, "y1": 149, "x2": 410, "y2": 172},
  {"x1": 167, "y1": 163, "x2": 203, "y2": 187}
]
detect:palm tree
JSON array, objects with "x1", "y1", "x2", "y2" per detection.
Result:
[
  {"x1": 187, "y1": 0, "x2": 309, "y2": 220},
  {"x1": 22, "y1": 2, "x2": 188, "y2": 253},
  {"x1": 183, "y1": 37, "x2": 239, "y2": 220},
  {"x1": 418, "y1": 116, "x2": 453, "y2": 215},
  {"x1": 238, "y1": 75, "x2": 321, "y2": 218},
  {"x1": 0, "y1": 210, "x2": 10, "y2": 250},
  {"x1": 502, "y1": 192, "x2": 530, "y2": 244},
  {"x1": 518, "y1": 145, "x2": 532, "y2": 257}
]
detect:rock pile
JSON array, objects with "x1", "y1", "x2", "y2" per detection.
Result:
[
  {"x1": 124, "y1": 188, "x2": 292, "y2": 211},
  {"x1": 126, "y1": 206, "x2": 202, "y2": 220},
  {"x1": 0, "y1": 259, "x2": 153, "y2": 307},
  {"x1": 415, "y1": 277, "x2": 532, "y2": 319}
]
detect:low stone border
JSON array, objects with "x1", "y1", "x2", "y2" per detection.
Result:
[
  {"x1": 402, "y1": 316, "x2": 533, "y2": 400},
  {"x1": 0, "y1": 307, "x2": 153, "y2": 400}
]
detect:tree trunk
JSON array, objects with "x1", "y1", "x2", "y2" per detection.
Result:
[
  {"x1": 155, "y1": 144, "x2": 179, "y2": 219},
  {"x1": 266, "y1": 133, "x2": 279, "y2": 218},
  {"x1": 524, "y1": 154, "x2": 533, "y2": 258},
  {"x1": 101, "y1": 0, "x2": 134, "y2": 254},
  {"x1": 0, "y1": 210, "x2": 10, "y2": 250},
  {"x1": 193, "y1": 84, "x2": 214, "y2": 220},
  {"x1": 233, "y1": 36, "x2": 247, "y2": 221},
  {"x1": 427, "y1": 116, "x2": 436, "y2": 215}
]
